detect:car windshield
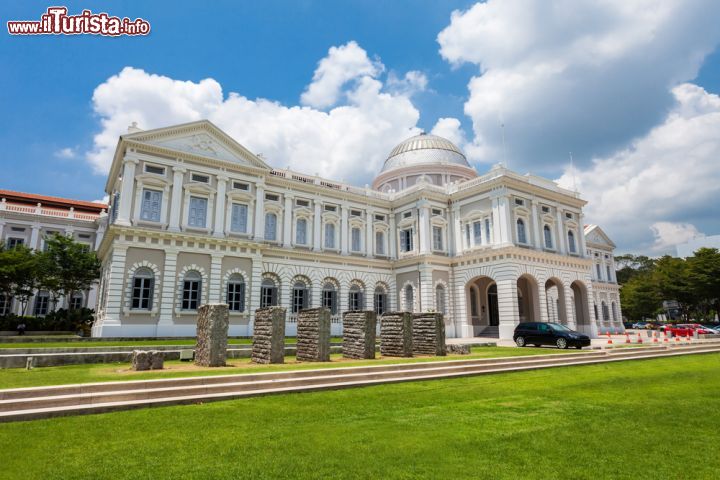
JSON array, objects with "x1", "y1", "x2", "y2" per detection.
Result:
[{"x1": 548, "y1": 323, "x2": 572, "y2": 332}]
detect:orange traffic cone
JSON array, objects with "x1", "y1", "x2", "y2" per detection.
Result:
[
  {"x1": 663, "y1": 331, "x2": 669, "y2": 343},
  {"x1": 625, "y1": 332, "x2": 631, "y2": 344},
  {"x1": 637, "y1": 332, "x2": 643, "y2": 344},
  {"x1": 653, "y1": 332, "x2": 659, "y2": 343},
  {"x1": 607, "y1": 331, "x2": 613, "y2": 345}
]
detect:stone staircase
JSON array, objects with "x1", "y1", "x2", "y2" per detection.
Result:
[
  {"x1": 478, "y1": 326, "x2": 499, "y2": 338},
  {"x1": 1, "y1": 342, "x2": 719, "y2": 422}
]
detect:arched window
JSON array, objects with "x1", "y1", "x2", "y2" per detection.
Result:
[
  {"x1": 374, "y1": 286, "x2": 388, "y2": 315},
  {"x1": 611, "y1": 302, "x2": 618, "y2": 322},
  {"x1": 292, "y1": 281, "x2": 309, "y2": 313},
  {"x1": 226, "y1": 274, "x2": 245, "y2": 312},
  {"x1": 260, "y1": 278, "x2": 278, "y2": 308},
  {"x1": 296, "y1": 218, "x2": 307, "y2": 245},
  {"x1": 324, "y1": 223, "x2": 336, "y2": 249},
  {"x1": 34, "y1": 291, "x2": 50, "y2": 316},
  {"x1": 435, "y1": 285, "x2": 446, "y2": 314},
  {"x1": 69, "y1": 292, "x2": 84, "y2": 310},
  {"x1": 516, "y1": 219, "x2": 527, "y2": 244},
  {"x1": 264, "y1": 213, "x2": 277, "y2": 241},
  {"x1": 544, "y1": 225, "x2": 553, "y2": 249},
  {"x1": 182, "y1": 271, "x2": 202, "y2": 310},
  {"x1": 322, "y1": 282, "x2": 338, "y2": 315},
  {"x1": 131, "y1": 267, "x2": 154, "y2": 310},
  {"x1": 349, "y1": 284, "x2": 363, "y2": 311},
  {"x1": 601, "y1": 301, "x2": 609, "y2": 322},
  {"x1": 567, "y1": 230, "x2": 576, "y2": 253},
  {"x1": 404, "y1": 285, "x2": 414, "y2": 312}
]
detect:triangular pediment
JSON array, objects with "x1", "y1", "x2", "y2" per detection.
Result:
[
  {"x1": 123, "y1": 120, "x2": 271, "y2": 170},
  {"x1": 584, "y1": 224, "x2": 616, "y2": 248}
]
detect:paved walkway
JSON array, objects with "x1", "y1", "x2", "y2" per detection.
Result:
[{"x1": 448, "y1": 332, "x2": 717, "y2": 349}]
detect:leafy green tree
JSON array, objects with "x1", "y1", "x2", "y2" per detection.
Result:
[
  {"x1": 687, "y1": 248, "x2": 720, "y2": 321},
  {"x1": 39, "y1": 234, "x2": 101, "y2": 310},
  {"x1": 620, "y1": 273, "x2": 661, "y2": 320},
  {"x1": 0, "y1": 243, "x2": 41, "y2": 316},
  {"x1": 652, "y1": 256, "x2": 697, "y2": 321},
  {"x1": 615, "y1": 254, "x2": 656, "y2": 284}
]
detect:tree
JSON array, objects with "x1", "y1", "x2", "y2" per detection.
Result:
[
  {"x1": 39, "y1": 234, "x2": 101, "y2": 310},
  {"x1": 687, "y1": 248, "x2": 720, "y2": 321},
  {"x1": 0, "y1": 243, "x2": 41, "y2": 316},
  {"x1": 620, "y1": 273, "x2": 661, "y2": 320},
  {"x1": 652, "y1": 255, "x2": 696, "y2": 321},
  {"x1": 615, "y1": 254, "x2": 656, "y2": 284}
]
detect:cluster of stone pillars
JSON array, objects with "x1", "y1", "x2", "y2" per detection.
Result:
[{"x1": 249, "y1": 307, "x2": 447, "y2": 364}]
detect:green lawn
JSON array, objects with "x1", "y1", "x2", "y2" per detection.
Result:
[
  {"x1": 0, "y1": 337, "x2": 344, "y2": 349},
  {"x1": 0, "y1": 353, "x2": 718, "y2": 479},
  {"x1": 0, "y1": 346, "x2": 582, "y2": 389}
]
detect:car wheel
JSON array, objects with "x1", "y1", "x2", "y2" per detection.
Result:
[
  {"x1": 556, "y1": 338, "x2": 568, "y2": 349},
  {"x1": 515, "y1": 336, "x2": 526, "y2": 347}
]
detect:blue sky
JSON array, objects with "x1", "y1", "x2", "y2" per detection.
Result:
[{"x1": 1, "y1": 0, "x2": 719, "y2": 254}]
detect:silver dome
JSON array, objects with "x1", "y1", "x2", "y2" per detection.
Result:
[{"x1": 380, "y1": 133, "x2": 470, "y2": 173}]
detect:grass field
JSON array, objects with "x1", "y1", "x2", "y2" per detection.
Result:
[
  {"x1": 0, "y1": 346, "x2": 582, "y2": 389},
  {"x1": 1, "y1": 353, "x2": 719, "y2": 479}
]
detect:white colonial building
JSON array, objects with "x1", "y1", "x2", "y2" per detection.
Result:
[{"x1": 2, "y1": 120, "x2": 624, "y2": 339}]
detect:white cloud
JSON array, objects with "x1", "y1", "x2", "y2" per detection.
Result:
[
  {"x1": 650, "y1": 222, "x2": 703, "y2": 253},
  {"x1": 437, "y1": 0, "x2": 720, "y2": 172},
  {"x1": 557, "y1": 83, "x2": 720, "y2": 254},
  {"x1": 300, "y1": 41, "x2": 383, "y2": 109},
  {"x1": 54, "y1": 147, "x2": 77, "y2": 159},
  {"x1": 386, "y1": 71, "x2": 428, "y2": 97},
  {"x1": 86, "y1": 43, "x2": 423, "y2": 184}
]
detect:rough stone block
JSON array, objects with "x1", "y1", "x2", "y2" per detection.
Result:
[
  {"x1": 252, "y1": 307, "x2": 287, "y2": 364},
  {"x1": 296, "y1": 308, "x2": 331, "y2": 362},
  {"x1": 131, "y1": 350, "x2": 151, "y2": 371},
  {"x1": 412, "y1": 313, "x2": 447, "y2": 356},
  {"x1": 342, "y1": 311, "x2": 377, "y2": 360},
  {"x1": 446, "y1": 344, "x2": 471, "y2": 355},
  {"x1": 149, "y1": 350, "x2": 164, "y2": 369},
  {"x1": 195, "y1": 304, "x2": 230, "y2": 367},
  {"x1": 380, "y1": 312, "x2": 413, "y2": 357}
]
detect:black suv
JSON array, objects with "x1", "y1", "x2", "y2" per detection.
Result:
[{"x1": 513, "y1": 322, "x2": 591, "y2": 349}]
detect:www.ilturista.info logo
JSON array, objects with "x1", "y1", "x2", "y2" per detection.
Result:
[{"x1": 7, "y1": 7, "x2": 151, "y2": 36}]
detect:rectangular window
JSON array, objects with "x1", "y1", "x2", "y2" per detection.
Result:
[
  {"x1": 144, "y1": 164, "x2": 165, "y2": 175},
  {"x1": 140, "y1": 188, "x2": 162, "y2": 222},
  {"x1": 265, "y1": 193, "x2": 279, "y2": 202},
  {"x1": 188, "y1": 196, "x2": 207, "y2": 227},
  {"x1": 374, "y1": 292, "x2": 386, "y2": 315},
  {"x1": 191, "y1": 173, "x2": 210, "y2": 183},
  {"x1": 403, "y1": 211, "x2": 412, "y2": 218},
  {"x1": 264, "y1": 213, "x2": 277, "y2": 241},
  {"x1": 227, "y1": 282, "x2": 245, "y2": 312},
  {"x1": 322, "y1": 289, "x2": 337, "y2": 315},
  {"x1": 515, "y1": 198, "x2": 525, "y2": 206},
  {"x1": 324, "y1": 223, "x2": 335, "y2": 249},
  {"x1": 485, "y1": 219, "x2": 491, "y2": 243},
  {"x1": 375, "y1": 231, "x2": 385, "y2": 255},
  {"x1": 432, "y1": 226, "x2": 443, "y2": 251},
  {"x1": 596, "y1": 263, "x2": 602, "y2": 280},
  {"x1": 324, "y1": 205, "x2": 337, "y2": 212},
  {"x1": 465, "y1": 224, "x2": 471, "y2": 248},
  {"x1": 374, "y1": 214, "x2": 385, "y2": 222},
  {"x1": 351, "y1": 227, "x2": 361, "y2": 252},
  {"x1": 6, "y1": 238, "x2": 24, "y2": 249},
  {"x1": 232, "y1": 181, "x2": 249, "y2": 191},
  {"x1": 296, "y1": 199, "x2": 310, "y2": 208},
  {"x1": 131, "y1": 277, "x2": 153, "y2": 310},
  {"x1": 542, "y1": 206, "x2": 550, "y2": 213},
  {"x1": 296, "y1": 218, "x2": 307, "y2": 245},
  {"x1": 432, "y1": 208, "x2": 442, "y2": 216},
  {"x1": 292, "y1": 287, "x2": 307, "y2": 314},
  {"x1": 565, "y1": 212, "x2": 573, "y2": 219},
  {"x1": 230, "y1": 203, "x2": 248, "y2": 233},
  {"x1": 182, "y1": 280, "x2": 201, "y2": 310},
  {"x1": 350, "y1": 209, "x2": 362, "y2": 217},
  {"x1": 349, "y1": 291, "x2": 363, "y2": 311},
  {"x1": 69, "y1": 295, "x2": 83, "y2": 310},
  {"x1": 400, "y1": 228, "x2": 413, "y2": 252},
  {"x1": 34, "y1": 293, "x2": 49, "y2": 316},
  {"x1": 260, "y1": 284, "x2": 277, "y2": 308},
  {"x1": 606, "y1": 265, "x2": 612, "y2": 282},
  {"x1": 473, "y1": 221, "x2": 482, "y2": 245}
]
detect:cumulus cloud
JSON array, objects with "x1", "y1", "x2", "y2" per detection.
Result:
[
  {"x1": 385, "y1": 71, "x2": 428, "y2": 97},
  {"x1": 437, "y1": 0, "x2": 720, "y2": 173},
  {"x1": 300, "y1": 41, "x2": 383, "y2": 109},
  {"x1": 86, "y1": 43, "x2": 423, "y2": 183},
  {"x1": 54, "y1": 147, "x2": 77, "y2": 159},
  {"x1": 557, "y1": 84, "x2": 720, "y2": 254}
]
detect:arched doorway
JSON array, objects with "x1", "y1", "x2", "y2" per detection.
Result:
[
  {"x1": 544, "y1": 278, "x2": 567, "y2": 324},
  {"x1": 465, "y1": 276, "x2": 497, "y2": 337},
  {"x1": 571, "y1": 280, "x2": 591, "y2": 334},
  {"x1": 517, "y1": 274, "x2": 540, "y2": 322}
]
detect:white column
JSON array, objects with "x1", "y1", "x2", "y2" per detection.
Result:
[
  {"x1": 501, "y1": 196, "x2": 512, "y2": 245},
  {"x1": 537, "y1": 284, "x2": 550, "y2": 323},
  {"x1": 168, "y1": 166, "x2": 185, "y2": 232},
  {"x1": 0, "y1": 220, "x2": 5, "y2": 242},
  {"x1": 98, "y1": 246, "x2": 127, "y2": 335},
  {"x1": 283, "y1": 194, "x2": 293, "y2": 248},
  {"x1": 564, "y1": 285, "x2": 576, "y2": 330},
  {"x1": 496, "y1": 277, "x2": 519, "y2": 340},
  {"x1": 579, "y1": 214, "x2": 588, "y2": 257},
  {"x1": 419, "y1": 266, "x2": 433, "y2": 312},
  {"x1": 491, "y1": 197, "x2": 502, "y2": 244},
  {"x1": 94, "y1": 220, "x2": 106, "y2": 250},
  {"x1": 157, "y1": 250, "x2": 178, "y2": 336},
  {"x1": 365, "y1": 208, "x2": 374, "y2": 257},
  {"x1": 531, "y1": 200, "x2": 542, "y2": 249},
  {"x1": 452, "y1": 207, "x2": 462, "y2": 255},
  {"x1": 210, "y1": 254, "x2": 223, "y2": 303},
  {"x1": 116, "y1": 157, "x2": 138, "y2": 226},
  {"x1": 253, "y1": 183, "x2": 265, "y2": 241},
  {"x1": 556, "y1": 209, "x2": 566, "y2": 254},
  {"x1": 30, "y1": 224, "x2": 40, "y2": 250},
  {"x1": 312, "y1": 198, "x2": 322, "y2": 252},
  {"x1": 340, "y1": 204, "x2": 349, "y2": 255},
  {"x1": 213, "y1": 175, "x2": 228, "y2": 238},
  {"x1": 418, "y1": 201, "x2": 431, "y2": 254},
  {"x1": 389, "y1": 213, "x2": 397, "y2": 259}
]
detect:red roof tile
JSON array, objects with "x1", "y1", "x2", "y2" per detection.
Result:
[{"x1": 0, "y1": 189, "x2": 107, "y2": 213}]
